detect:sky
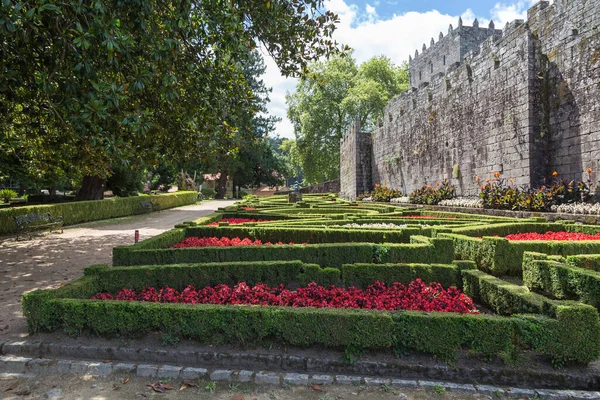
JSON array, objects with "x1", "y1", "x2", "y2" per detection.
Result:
[{"x1": 261, "y1": 0, "x2": 540, "y2": 139}]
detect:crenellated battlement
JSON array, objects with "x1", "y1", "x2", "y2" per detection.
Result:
[{"x1": 409, "y1": 17, "x2": 502, "y2": 89}]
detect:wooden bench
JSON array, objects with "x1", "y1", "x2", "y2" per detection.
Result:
[
  {"x1": 13, "y1": 212, "x2": 64, "y2": 240},
  {"x1": 140, "y1": 201, "x2": 159, "y2": 213}
]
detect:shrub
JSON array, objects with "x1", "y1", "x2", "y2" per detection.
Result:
[
  {"x1": 409, "y1": 180, "x2": 455, "y2": 205},
  {"x1": 370, "y1": 184, "x2": 402, "y2": 202},
  {"x1": 201, "y1": 188, "x2": 217, "y2": 198},
  {"x1": 478, "y1": 172, "x2": 591, "y2": 212},
  {"x1": 0, "y1": 189, "x2": 18, "y2": 203}
]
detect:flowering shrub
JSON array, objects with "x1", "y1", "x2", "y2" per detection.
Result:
[
  {"x1": 170, "y1": 236, "x2": 299, "y2": 248},
  {"x1": 91, "y1": 279, "x2": 478, "y2": 313},
  {"x1": 504, "y1": 231, "x2": 600, "y2": 241},
  {"x1": 551, "y1": 202, "x2": 600, "y2": 215},
  {"x1": 438, "y1": 198, "x2": 483, "y2": 208},
  {"x1": 478, "y1": 171, "x2": 591, "y2": 212},
  {"x1": 409, "y1": 180, "x2": 455, "y2": 205},
  {"x1": 206, "y1": 218, "x2": 274, "y2": 226},
  {"x1": 371, "y1": 184, "x2": 402, "y2": 202}
]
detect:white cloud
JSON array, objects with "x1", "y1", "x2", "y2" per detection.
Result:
[{"x1": 262, "y1": 0, "x2": 537, "y2": 139}]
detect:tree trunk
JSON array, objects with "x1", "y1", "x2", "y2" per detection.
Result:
[
  {"x1": 76, "y1": 175, "x2": 106, "y2": 201},
  {"x1": 215, "y1": 172, "x2": 228, "y2": 199}
]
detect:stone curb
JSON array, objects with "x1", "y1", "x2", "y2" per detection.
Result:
[
  {"x1": 2, "y1": 341, "x2": 598, "y2": 390},
  {"x1": 1, "y1": 355, "x2": 599, "y2": 399}
]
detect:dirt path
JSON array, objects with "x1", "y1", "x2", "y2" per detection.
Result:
[
  {"x1": 0, "y1": 200, "x2": 237, "y2": 341},
  {"x1": 0, "y1": 374, "x2": 490, "y2": 400}
]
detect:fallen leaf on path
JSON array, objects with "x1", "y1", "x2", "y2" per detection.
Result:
[
  {"x1": 232, "y1": 395, "x2": 244, "y2": 400},
  {"x1": 180, "y1": 381, "x2": 198, "y2": 390},
  {"x1": 122, "y1": 377, "x2": 130, "y2": 384},
  {"x1": 148, "y1": 383, "x2": 165, "y2": 393},
  {"x1": 102, "y1": 359, "x2": 111, "y2": 363},
  {"x1": 311, "y1": 384, "x2": 322, "y2": 391}
]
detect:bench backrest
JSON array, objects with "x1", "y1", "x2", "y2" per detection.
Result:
[{"x1": 14, "y1": 213, "x2": 53, "y2": 226}]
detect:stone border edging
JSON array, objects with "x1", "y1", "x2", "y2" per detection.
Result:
[
  {"x1": 1, "y1": 354, "x2": 599, "y2": 400},
  {"x1": 2, "y1": 341, "x2": 599, "y2": 391}
]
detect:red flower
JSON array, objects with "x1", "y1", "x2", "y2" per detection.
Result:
[
  {"x1": 205, "y1": 218, "x2": 275, "y2": 226},
  {"x1": 90, "y1": 279, "x2": 478, "y2": 314},
  {"x1": 505, "y1": 231, "x2": 600, "y2": 241},
  {"x1": 170, "y1": 236, "x2": 297, "y2": 248}
]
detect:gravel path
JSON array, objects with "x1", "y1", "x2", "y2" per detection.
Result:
[{"x1": 0, "y1": 200, "x2": 237, "y2": 340}]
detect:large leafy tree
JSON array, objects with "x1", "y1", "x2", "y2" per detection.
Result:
[
  {"x1": 0, "y1": 0, "x2": 341, "y2": 199},
  {"x1": 286, "y1": 54, "x2": 408, "y2": 183}
]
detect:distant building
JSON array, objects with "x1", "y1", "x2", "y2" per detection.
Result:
[{"x1": 201, "y1": 173, "x2": 233, "y2": 198}]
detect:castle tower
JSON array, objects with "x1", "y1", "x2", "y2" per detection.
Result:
[{"x1": 409, "y1": 18, "x2": 502, "y2": 89}]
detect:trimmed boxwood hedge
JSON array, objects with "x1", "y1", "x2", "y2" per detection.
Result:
[
  {"x1": 522, "y1": 252, "x2": 600, "y2": 308},
  {"x1": 461, "y1": 269, "x2": 600, "y2": 363},
  {"x1": 182, "y1": 225, "x2": 420, "y2": 244},
  {"x1": 23, "y1": 274, "x2": 600, "y2": 363},
  {"x1": 0, "y1": 191, "x2": 197, "y2": 235},
  {"x1": 441, "y1": 223, "x2": 600, "y2": 276},
  {"x1": 112, "y1": 236, "x2": 454, "y2": 267},
  {"x1": 81, "y1": 260, "x2": 474, "y2": 293}
]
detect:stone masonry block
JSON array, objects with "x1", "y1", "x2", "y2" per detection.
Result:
[
  {"x1": 283, "y1": 373, "x2": 309, "y2": 386},
  {"x1": 210, "y1": 370, "x2": 233, "y2": 382},
  {"x1": 86, "y1": 362, "x2": 112, "y2": 376},
  {"x1": 0, "y1": 356, "x2": 32, "y2": 374},
  {"x1": 157, "y1": 365, "x2": 182, "y2": 379},
  {"x1": 255, "y1": 372, "x2": 281, "y2": 385},
  {"x1": 136, "y1": 364, "x2": 158, "y2": 378},
  {"x1": 180, "y1": 367, "x2": 208, "y2": 380}
]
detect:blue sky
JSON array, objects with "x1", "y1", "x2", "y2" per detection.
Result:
[
  {"x1": 346, "y1": 0, "x2": 514, "y2": 21},
  {"x1": 264, "y1": 0, "x2": 539, "y2": 138}
]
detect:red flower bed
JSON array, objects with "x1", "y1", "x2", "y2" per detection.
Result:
[
  {"x1": 205, "y1": 218, "x2": 275, "y2": 226},
  {"x1": 170, "y1": 236, "x2": 299, "y2": 248},
  {"x1": 505, "y1": 231, "x2": 600, "y2": 241},
  {"x1": 91, "y1": 279, "x2": 478, "y2": 313}
]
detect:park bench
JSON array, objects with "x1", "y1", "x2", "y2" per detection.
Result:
[
  {"x1": 13, "y1": 212, "x2": 64, "y2": 240},
  {"x1": 140, "y1": 200, "x2": 159, "y2": 213}
]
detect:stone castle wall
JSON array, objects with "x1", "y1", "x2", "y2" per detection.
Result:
[
  {"x1": 340, "y1": 0, "x2": 600, "y2": 199},
  {"x1": 340, "y1": 118, "x2": 372, "y2": 199}
]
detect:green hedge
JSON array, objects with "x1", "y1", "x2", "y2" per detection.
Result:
[
  {"x1": 461, "y1": 269, "x2": 600, "y2": 363},
  {"x1": 76, "y1": 260, "x2": 473, "y2": 293},
  {"x1": 341, "y1": 261, "x2": 475, "y2": 289},
  {"x1": 442, "y1": 232, "x2": 600, "y2": 276},
  {"x1": 182, "y1": 225, "x2": 420, "y2": 245},
  {"x1": 0, "y1": 191, "x2": 197, "y2": 235},
  {"x1": 523, "y1": 252, "x2": 600, "y2": 309},
  {"x1": 566, "y1": 254, "x2": 600, "y2": 272},
  {"x1": 113, "y1": 236, "x2": 454, "y2": 268},
  {"x1": 22, "y1": 279, "x2": 600, "y2": 363}
]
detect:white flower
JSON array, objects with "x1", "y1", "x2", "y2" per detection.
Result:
[
  {"x1": 553, "y1": 202, "x2": 600, "y2": 215},
  {"x1": 438, "y1": 198, "x2": 483, "y2": 208},
  {"x1": 391, "y1": 196, "x2": 410, "y2": 203}
]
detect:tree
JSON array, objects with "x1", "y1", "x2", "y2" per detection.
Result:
[
  {"x1": 0, "y1": 0, "x2": 343, "y2": 199},
  {"x1": 278, "y1": 138, "x2": 304, "y2": 186},
  {"x1": 286, "y1": 55, "x2": 408, "y2": 183}
]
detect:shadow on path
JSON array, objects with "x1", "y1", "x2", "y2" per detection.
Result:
[{"x1": 0, "y1": 200, "x2": 237, "y2": 340}]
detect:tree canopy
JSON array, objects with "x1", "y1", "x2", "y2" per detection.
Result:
[
  {"x1": 0, "y1": 0, "x2": 343, "y2": 199},
  {"x1": 286, "y1": 54, "x2": 408, "y2": 183}
]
